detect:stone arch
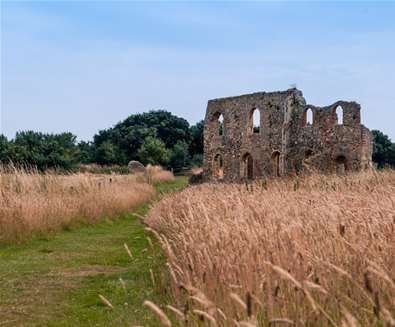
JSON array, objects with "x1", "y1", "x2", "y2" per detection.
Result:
[
  {"x1": 212, "y1": 112, "x2": 225, "y2": 136},
  {"x1": 335, "y1": 155, "x2": 347, "y2": 174},
  {"x1": 334, "y1": 106, "x2": 344, "y2": 125},
  {"x1": 271, "y1": 151, "x2": 281, "y2": 177},
  {"x1": 249, "y1": 108, "x2": 261, "y2": 134},
  {"x1": 213, "y1": 153, "x2": 224, "y2": 179},
  {"x1": 304, "y1": 108, "x2": 314, "y2": 126},
  {"x1": 241, "y1": 152, "x2": 254, "y2": 180}
]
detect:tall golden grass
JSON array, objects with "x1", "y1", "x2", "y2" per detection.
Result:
[
  {"x1": 145, "y1": 170, "x2": 395, "y2": 326},
  {"x1": 0, "y1": 167, "x2": 160, "y2": 243},
  {"x1": 146, "y1": 164, "x2": 175, "y2": 183}
]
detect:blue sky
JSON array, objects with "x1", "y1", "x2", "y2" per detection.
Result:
[{"x1": 1, "y1": 1, "x2": 395, "y2": 141}]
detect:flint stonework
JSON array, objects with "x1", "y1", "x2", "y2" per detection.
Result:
[{"x1": 203, "y1": 88, "x2": 373, "y2": 182}]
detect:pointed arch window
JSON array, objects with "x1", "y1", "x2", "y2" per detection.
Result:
[
  {"x1": 218, "y1": 114, "x2": 224, "y2": 136},
  {"x1": 306, "y1": 108, "x2": 313, "y2": 125},
  {"x1": 335, "y1": 106, "x2": 343, "y2": 125},
  {"x1": 249, "y1": 108, "x2": 261, "y2": 134},
  {"x1": 212, "y1": 112, "x2": 225, "y2": 136}
]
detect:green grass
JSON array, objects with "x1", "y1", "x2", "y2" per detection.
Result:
[{"x1": 0, "y1": 177, "x2": 187, "y2": 327}]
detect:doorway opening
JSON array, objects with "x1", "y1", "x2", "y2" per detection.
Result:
[
  {"x1": 272, "y1": 151, "x2": 281, "y2": 177},
  {"x1": 213, "y1": 154, "x2": 224, "y2": 179},
  {"x1": 242, "y1": 153, "x2": 254, "y2": 180}
]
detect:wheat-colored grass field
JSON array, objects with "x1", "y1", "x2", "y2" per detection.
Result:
[
  {"x1": 0, "y1": 166, "x2": 174, "y2": 243},
  {"x1": 145, "y1": 170, "x2": 395, "y2": 326},
  {"x1": 146, "y1": 164, "x2": 176, "y2": 183}
]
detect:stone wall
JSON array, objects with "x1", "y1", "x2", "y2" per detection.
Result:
[{"x1": 203, "y1": 88, "x2": 373, "y2": 182}]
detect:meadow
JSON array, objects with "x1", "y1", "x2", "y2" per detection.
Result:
[
  {"x1": 0, "y1": 165, "x2": 173, "y2": 243},
  {"x1": 0, "y1": 165, "x2": 182, "y2": 326},
  {"x1": 145, "y1": 170, "x2": 395, "y2": 326}
]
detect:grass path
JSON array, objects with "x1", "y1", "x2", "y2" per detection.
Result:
[{"x1": 0, "y1": 177, "x2": 187, "y2": 327}]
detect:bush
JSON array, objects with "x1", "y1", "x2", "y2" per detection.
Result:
[{"x1": 138, "y1": 137, "x2": 170, "y2": 166}]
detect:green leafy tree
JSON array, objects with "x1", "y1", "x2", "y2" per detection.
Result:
[
  {"x1": 5, "y1": 131, "x2": 79, "y2": 170},
  {"x1": 77, "y1": 141, "x2": 95, "y2": 164},
  {"x1": 190, "y1": 153, "x2": 203, "y2": 167},
  {"x1": 12, "y1": 131, "x2": 45, "y2": 166},
  {"x1": 43, "y1": 133, "x2": 79, "y2": 170},
  {"x1": 2, "y1": 110, "x2": 203, "y2": 171},
  {"x1": 95, "y1": 141, "x2": 120, "y2": 165},
  {"x1": 170, "y1": 141, "x2": 190, "y2": 172},
  {"x1": 0, "y1": 135, "x2": 10, "y2": 162},
  {"x1": 137, "y1": 137, "x2": 170, "y2": 166},
  {"x1": 93, "y1": 111, "x2": 190, "y2": 165},
  {"x1": 372, "y1": 130, "x2": 395, "y2": 168},
  {"x1": 121, "y1": 111, "x2": 190, "y2": 149},
  {"x1": 189, "y1": 120, "x2": 204, "y2": 157},
  {"x1": 188, "y1": 120, "x2": 204, "y2": 167}
]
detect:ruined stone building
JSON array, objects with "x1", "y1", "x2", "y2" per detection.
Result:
[{"x1": 203, "y1": 88, "x2": 373, "y2": 182}]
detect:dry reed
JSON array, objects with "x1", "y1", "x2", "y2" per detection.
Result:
[
  {"x1": 146, "y1": 164, "x2": 175, "y2": 183},
  {"x1": 145, "y1": 170, "x2": 395, "y2": 326},
  {"x1": 0, "y1": 167, "x2": 156, "y2": 243}
]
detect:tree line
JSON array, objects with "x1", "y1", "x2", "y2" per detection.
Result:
[
  {"x1": 0, "y1": 110, "x2": 394, "y2": 171},
  {"x1": 371, "y1": 130, "x2": 395, "y2": 169},
  {"x1": 0, "y1": 111, "x2": 203, "y2": 172}
]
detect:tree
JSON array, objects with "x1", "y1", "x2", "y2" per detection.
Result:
[
  {"x1": 372, "y1": 130, "x2": 395, "y2": 168},
  {"x1": 189, "y1": 120, "x2": 204, "y2": 157},
  {"x1": 43, "y1": 133, "x2": 79, "y2": 170},
  {"x1": 11, "y1": 131, "x2": 50, "y2": 169},
  {"x1": 137, "y1": 137, "x2": 170, "y2": 166},
  {"x1": 95, "y1": 141, "x2": 120, "y2": 165},
  {"x1": 78, "y1": 141, "x2": 95, "y2": 164},
  {"x1": 1, "y1": 110, "x2": 203, "y2": 170},
  {"x1": 188, "y1": 120, "x2": 204, "y2": 167},
  {"x1": 120, "y1": 111, "x2": 190, "y2": 149},
  {"x1": 0, "y1": 135, "x2": 10, "y2": 162},
  {"x1": 93, "y1": 111, "x2": 190, "y2": 165},
  {"x1": 5, "y1": 131, "x2": 80, "y2": 170},
  {"x1": 169, "y1": 141, "x2": 190, "y2": 172},
  {"x1": 190, "y1": 153, "x2": 203, "y2": 167}
]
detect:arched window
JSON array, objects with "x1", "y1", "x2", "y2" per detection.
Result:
[
  {"x1": 213, "y1": 154, "x2": 224, "y2": 179},
  {"x1": 335, "y1": 106, "x2": 343, "y2": 125},
  {"x1": 271, "y1": 151, "x2": 280, "y2": 177},
  {"x1": 249, "y1": 108, "x2": 261, "y2": 134},
  {"x1": 218, "y1": 114, "x2": 224, "y2": 136},
  {"x1": 305, "y1": 108, "x2": 313, "y2": 126},
  {"x1": 212, "y1": 112, "x2": 225, "y2": 136}
]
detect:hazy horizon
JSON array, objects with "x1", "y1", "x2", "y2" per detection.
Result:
[{"x1": 1, "y1": 1, "x2": 395, "y2": 141}]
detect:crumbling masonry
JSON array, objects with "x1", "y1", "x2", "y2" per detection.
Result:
[{"x1": 203, "y1": 88, "x2": 373, "y2": 182}]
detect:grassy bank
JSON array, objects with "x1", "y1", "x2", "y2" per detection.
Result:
[{"x1": 0, "y1": 177, "x2": 187, "y2": 327}]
